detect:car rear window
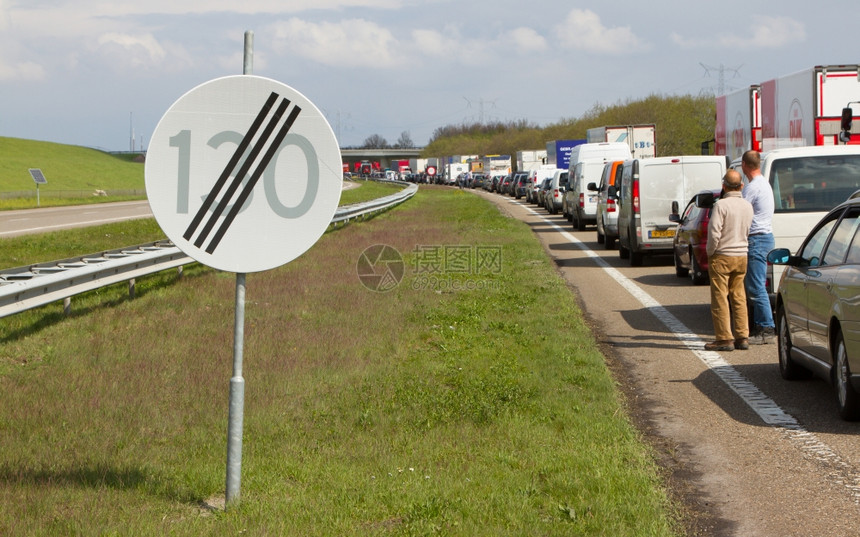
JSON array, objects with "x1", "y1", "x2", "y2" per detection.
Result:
[{"x1": 770, "y1": 155, "x2": 860, "y2": 213}]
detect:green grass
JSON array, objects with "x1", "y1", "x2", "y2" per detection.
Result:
[
  {"x1": 0, "y1": 137, "x2": 145, "y2": 193},
  {"x1": 0, "y1": 187, "x2": 682, "y2": 535},
  {"x1": 338, "y1": 180, "x2": 403, "y2": 206}
]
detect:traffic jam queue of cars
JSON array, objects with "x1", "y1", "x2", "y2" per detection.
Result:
[{"x1": 471, "y1": 139, "x2": 860, "y2": 421}]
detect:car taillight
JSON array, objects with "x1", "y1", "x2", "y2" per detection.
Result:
[
  {"x1": 554, "y1": 189, "x2": 560, "y2": 198},
  {"x1": 632, "y1": 179, "x2": 640, "y2": 214},
  {"x1": 579, "y1": 193, "x2": 585, "y2": 208},
  {"x1": 607, "y1": 198, "x2": 616, "y2": 213}
]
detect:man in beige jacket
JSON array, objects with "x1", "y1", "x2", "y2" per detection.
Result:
[{"x1": 705, "y1": 169, "x2": 754, "y2": 351}]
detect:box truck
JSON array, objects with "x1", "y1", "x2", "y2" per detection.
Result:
[
  {"x1": 445, "y1": 162, "x2": 469, "y2": 185},
  {"x1": 760, "y1": 65, "x2": 860, "y2": 150},
  {"x1": 715, "y1": 85, "x2": 762, "y2": 160},
  {"x1": 516, "y1": 149, "x2": 548, "y2": 172},
  {"x1": 546, "y1": 140, "x2": 586, "y2": 170},
  {"x1": 586, "y1": 125, "x2": 656, "y2": 159}
]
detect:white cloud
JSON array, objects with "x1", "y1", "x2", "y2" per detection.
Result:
[
  {"x1": 749, "y1": 16, "x2": 806, "y2": 48},
  {"x1": 672, "y1": 15, "x2": 805, "y2": 50},
  {"x1": 508, "y1": 27, "x2": 547, "y2": 53},
  {"x1": 269, "y1": 18, "x2": 402, "y2": 68},
  {"x1": 97, "y1": 33, "x2": 167, "y2": 67},
  {"x1": 0, "y1": 59, "x2": 46, "y2": 81},
  {"x1": 553, "y1": 9, "x2": 643, "y2": 54},
  {"x1": 410, "y1": 26, "x2": 495, "y2": 64}
]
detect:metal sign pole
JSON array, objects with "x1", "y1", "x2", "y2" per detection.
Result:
[
  {"x1": 225, "y1": 29, "x2": 254, "y2": 509},
  {"x1": 225, "y1": 272, "x2": 246, "y2": 506}
]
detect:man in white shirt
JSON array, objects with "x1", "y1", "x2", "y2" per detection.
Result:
[{"x1": 741, "y1": 150, "x2": 776, "y2": 344}]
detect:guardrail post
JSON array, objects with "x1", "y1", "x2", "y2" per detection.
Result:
[
  {"x1": 129, "y1": 278, "x2": 136, "y2": 299},
  {"x1": 63, "y1": 297, "x2": 71, "y2": 316}
]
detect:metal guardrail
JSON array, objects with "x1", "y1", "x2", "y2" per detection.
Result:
[{"x1": 0, "y1": 180, "x2": 417, "y2": 318}]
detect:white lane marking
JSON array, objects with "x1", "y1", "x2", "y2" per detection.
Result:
[
  {"x1": 519, "y1": 202, "x2": 860, "y2": 503},
  {"x1": 0, "y1": 215, "x2": 148, "y2": 237}
]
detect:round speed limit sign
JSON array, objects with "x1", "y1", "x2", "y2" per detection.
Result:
[{"x1": 145, "y1": 75, "x2": 342, "y2": 273}]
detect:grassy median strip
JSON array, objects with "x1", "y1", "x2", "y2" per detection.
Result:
[{"x1": 0, "y1": 187, "x2": 680, "y2": 535}]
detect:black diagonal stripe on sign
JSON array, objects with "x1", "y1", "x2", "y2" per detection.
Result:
[
  {"x1": 192, "y1": 97, "x2": 291, "y2": 249},
  {"x1": 205, "y1": 105, "x2": 302, "y2": 254},
  {"x1": 183, "y1": 91, "x2": 279, "y2": 242}
]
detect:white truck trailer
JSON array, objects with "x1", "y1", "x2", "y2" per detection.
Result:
[
  {"x1": 586, "y1": 124, "x2": 656, "y2": 159},
  {"x1": 715, "y1": 85, "x2": 762, "y2": 160},
  {"x1": 516, "y1": 149, "x2": 548, "y2": 173},
  {"x1": 760, "y1": 64, "x2": 860, "y2": 149}
]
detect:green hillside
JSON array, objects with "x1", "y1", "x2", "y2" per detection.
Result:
[
  {"x1": 0, "y1": 137, "x2": 144, "y2": 193},
  {"x1": 422, "y1": 94, "x2": 716, "y2": 159}
]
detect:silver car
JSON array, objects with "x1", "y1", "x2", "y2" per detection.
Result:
[{"x1": 768, "y1": 191, "x2": 860, "y2": 420}]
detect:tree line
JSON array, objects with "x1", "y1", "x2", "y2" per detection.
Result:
[{"x1": 419, "y1": 93, "x2": 716, "y2": 158}]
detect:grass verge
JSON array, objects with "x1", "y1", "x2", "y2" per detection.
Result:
[{"x1": 0, "y1": 186, "x2": 682, "y2": 535}]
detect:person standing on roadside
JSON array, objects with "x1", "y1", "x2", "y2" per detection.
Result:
[
  {"x1": 705, "y1": 170, "x2": 754, "y2": 351},
  {"x1": 740, "y1": 150, "x2": 776, "y2": 344}
]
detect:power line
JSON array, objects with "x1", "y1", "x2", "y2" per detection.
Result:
[{"x1": 700, "y1": 63, "x2": 744, "y2": 96}]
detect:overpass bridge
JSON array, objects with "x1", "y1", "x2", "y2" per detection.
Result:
[{"x1": 341, "y1": 148, "x2": 423, "y2": 172}]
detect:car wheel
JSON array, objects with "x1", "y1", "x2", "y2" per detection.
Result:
[
  {"x1": 674, "y1": 250, "x2": 689, "y2": 278},
  {"x1": 777, "y1": 305, "x2": 811, "y2": 380},
  {"x1": 834, "y1": 330, "x2": 860, "y2": 421},
  {"x1": 604, "y1": 235, "x2": 616, "y2": 250},
  {"x1": 618, "y1": 239, "x2": 630, "y2": 259},
  {"x1": 690, "y1": 249, "x2": 708, "y2": 285},
  {"x1": 576, "y1": 210, "x2": 586, "y2": 231},
  {"x1": 596, "y1": 226, "x2": 605, "y2": 245},
  {"x1": 628, "y1": 230, "x2": 643, "y2": 266}
]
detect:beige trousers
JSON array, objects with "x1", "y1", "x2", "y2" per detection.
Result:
[{"x1": 709, "y1": 254, "x2": 749, "y2": 341}]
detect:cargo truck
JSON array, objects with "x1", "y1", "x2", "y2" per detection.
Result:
[
  {"x1": 546, "y1": 140, "x2": 586, "y2": 170},
  {"x1": 586, "y1": 125, "x2": 656, "y2": 159},
  {"x1": 715, "y1": 85, "x2": 762, "y2": 160},
  {"x1": 516, "y1": 149, "x2": 548, "y2": 173},
  {"x1": 445, "y1": 162, "x2": 469, "y2": 185},
  {"x1": 760, "y1": 65, "x2": 860, "y2": 149}
]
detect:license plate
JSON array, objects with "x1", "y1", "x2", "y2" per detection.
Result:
[
  {"x1": 649, "y1": 229, "x2": 675, "y2": 238},
  {"x1": 588, "y1": 195, "x2": 597, "y2": 203}
]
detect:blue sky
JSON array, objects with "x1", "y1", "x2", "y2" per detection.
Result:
[{"x1": 0, "y1": 0, "x2": 854, "y2": 151}]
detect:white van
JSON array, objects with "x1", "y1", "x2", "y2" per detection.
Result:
[
  {"x1": 564, "y1": 157, "x2": 614, "y2": 231},
  {"x1": 567, "y1": 142, "x2": 632, "y2": 168},
  {"x1": 527, "y1": 165, "x2": 558, "y2": 204},
  {"x1": 565, "y1": 143, "x2": 632, "y2": 230},
  {"x1": 615, "y1": 155, "x2": 729, "y2": 266},
  {"x1": 590, "y1": 160, "x2": 625, "y2": 248},
  {"x1": 545, "y1": 169, "x2": 569, "y2": 214},
  {"x1": 729, "y1": 145, "x2": 860, "y2": 300}
]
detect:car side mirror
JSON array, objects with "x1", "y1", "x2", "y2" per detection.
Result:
[
  {"x1": 669, "y1": 214, "x2": 681, "y2": 223},
  {"x1": 587, "y1": 182, "x2": 598, "y2": 191},
  {"x1": 607, "y1": 185, "x2": 617, "y2": 199},
  {"x1": 841, "y1": 107, "x2": 853, "y2": 143},
  {"x1": 766, "y1": 248, "x2": 792, "y2": 265}
]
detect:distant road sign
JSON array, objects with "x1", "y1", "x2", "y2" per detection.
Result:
[
  {"x1": 28, "y1": 169, "x2": 47, "y2": 184},
  {"x1": 145, "y1": 75, "x2": 342, "y2": 273}
]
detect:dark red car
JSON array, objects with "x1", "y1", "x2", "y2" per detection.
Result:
[{"x1": 669, "y1": 189, "x2": 722, "y2": 285}]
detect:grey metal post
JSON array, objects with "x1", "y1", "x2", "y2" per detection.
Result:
[
  {"x1": 225, "y1": 30, "x2": 254, "y2": 509},
  {"x1": 225, "y1": 272, "x2": 246, "y2": 506},
  {"x1": 243, "y1": 31, "x2": 254, "y2": 76}
]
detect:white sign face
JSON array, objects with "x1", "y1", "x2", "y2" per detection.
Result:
[{"x1": 145, "y1": 75, "x2": 342, "y2": 273}]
